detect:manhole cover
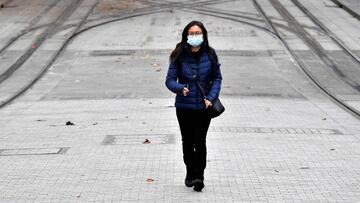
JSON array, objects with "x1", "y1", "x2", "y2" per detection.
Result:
[
  {"x1": 102, "y1": 134, "x2": 175, "y2": 145},
  {"x1": 210, "y1": 127, "x2": 343, "y2": 135},
  {"x1": 0, "y1": 147, "x2": 69, "y2": 156}
]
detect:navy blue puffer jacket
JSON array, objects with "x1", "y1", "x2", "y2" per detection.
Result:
[{"x1": 165, "y1": 46, "x2": 222, "y2": 110}]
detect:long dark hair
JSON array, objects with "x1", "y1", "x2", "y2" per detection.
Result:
[{"x1": 170, "y1": 21, "x2": 218, "y2": 67}]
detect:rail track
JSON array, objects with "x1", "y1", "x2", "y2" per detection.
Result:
[
  {"x1": 290, "y1": 0, "x2": 360, "y2": 64},
  {"x1": 0, "y1": 0, "x2": 84, "y2": 84},
  {"x1": 270, "y1": 0, "x2": 360, "y2": 90},
  {"x1": 0, "y1": 0, "x2": 264, "y2": 109},
  {"x1": 330, "y1": 0, "x2": 360, "y2": 21},
  {"x1": 0, "y1": 0, "x2": 61, "y2": 55},
  {"x1": 253, "y1": 0, "x2": 360, "y2": 120},
  {"x1": 0, "y1": 0, "x2": 91, "y2": 108},
  {"x1": 1, "y1": 0, "x2": 360, "y2": 121},
  {"x1": 167, "y1": 0, "x2": 360, "y2": 121},
  {"x1": 0, "y1": 0, "x2": 197, "y2": 108}
]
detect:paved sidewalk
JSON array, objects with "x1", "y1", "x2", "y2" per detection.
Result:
[{"x1": 1, "y1": 96, "x2": 360, "y2": 202}]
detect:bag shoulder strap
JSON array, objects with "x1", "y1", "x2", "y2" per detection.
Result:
[{"x1": 187, "y1": 65, "x2": 207, "y2": 99}]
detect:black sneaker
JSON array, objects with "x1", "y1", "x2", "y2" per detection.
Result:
[
  {"x1": 185, "y1": 178, "x2": 195, "y2": 187},
  {"x1": 193, "y1": 179, "x2": 204, "y2": 192}
]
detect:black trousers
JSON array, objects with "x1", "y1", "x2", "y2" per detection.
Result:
[{"x1": 176, "y1": 108, "x2": 211, "y2": 181}]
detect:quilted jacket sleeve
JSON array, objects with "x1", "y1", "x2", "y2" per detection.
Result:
[
  {"x1": 165, "y1": 62, "x2": 185, "y2": 94},
  {"x1": 206, "y1": 63, "x2": 222, "y2": 102}
]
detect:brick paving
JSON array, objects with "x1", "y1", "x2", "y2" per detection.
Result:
[{"x1": 0, "y1": 97, "x2": 359, "y2": 202}]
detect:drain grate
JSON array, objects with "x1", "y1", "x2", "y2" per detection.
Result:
[
  {"x1": 0, "y1": 147, "x2": 69, "y2": 156},
  {"x1": 102, "y1": 134, "x2": 175, "y2": 145},
  {"x1": 210, "y1": 127, "x2": 343, "y2": 135}
]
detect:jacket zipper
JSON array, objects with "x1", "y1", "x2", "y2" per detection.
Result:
[{"x1": 195, "y1": 63, "x2": 200, "y2": 110}]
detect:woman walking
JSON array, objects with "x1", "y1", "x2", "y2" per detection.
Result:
[{"x1": 165, "y1": 21, "x2": 222, "y2": 192}]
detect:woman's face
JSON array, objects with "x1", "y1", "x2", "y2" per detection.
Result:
[{"x1": 188, "y1": 25, "x2": 203, "y2": 37}]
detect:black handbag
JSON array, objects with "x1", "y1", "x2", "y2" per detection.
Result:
[
  {"x1": 189, "y1": 67, "x2": 225, "y2": 118},
  {"x1": 205, "y1": 96, "x2": 225, "y2": 118}
]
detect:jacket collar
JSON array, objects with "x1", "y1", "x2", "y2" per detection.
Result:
[{"x1": 184, "y1": 42, "x2": 207, "y2": 56}]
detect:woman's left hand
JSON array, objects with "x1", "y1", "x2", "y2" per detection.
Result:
[{"x1": 204, "y1": 99, "x2": 212, "y2": 109}]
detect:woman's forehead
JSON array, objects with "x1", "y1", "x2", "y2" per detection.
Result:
[{"x1": 188, "y1": 25, "x2": 202, "y2": 32}]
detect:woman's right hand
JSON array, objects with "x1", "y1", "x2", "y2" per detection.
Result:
[{"x1": 182, "y1": 87, "x2": 189, "y2": 96}]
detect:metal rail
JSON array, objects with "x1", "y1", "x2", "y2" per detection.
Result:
[
  {"x1": 0, "y1": 0, "x2": 60, "y2": 55},
  {"x1": 330, "y1": 0, "x2": 360, "y2": 21},
  {"x1": 0, "y1": 0, "x2": 94, "y2": 108},
  {"x1": 2, "y1": 0, "x2": 360, "y2": 123},
  {"x1": 0, "y1": 0, "x2": 84, "y2": 84},
  {"x1": 0, "y1": 1, "x2": 178, "y2": 109},
  {"x1": 0, "y1": 0, "x2": 255, "y2": 109},
  {"x1": 291, "y1": 0, "x2": 360, "y2": 64},
  {"x1": 253, "y1": 0, "x2": 360, "y2": 120}
]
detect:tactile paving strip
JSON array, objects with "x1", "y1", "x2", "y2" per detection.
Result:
[{"x1": 210, "y1": 126, "x2": 343, "y2": 135}]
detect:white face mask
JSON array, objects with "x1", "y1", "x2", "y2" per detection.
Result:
[{"x1": 187, "y1": 35, "x2": 204, "y2": 47}]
